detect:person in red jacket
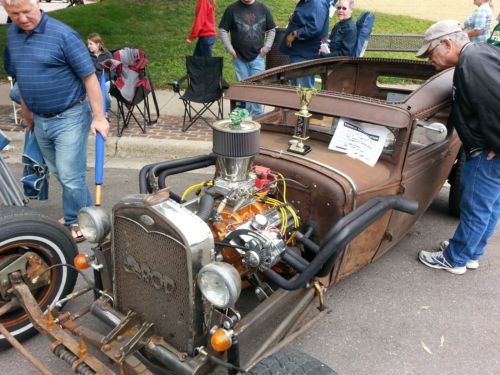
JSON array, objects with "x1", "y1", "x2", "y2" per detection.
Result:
[{"x1": 186, "y1": 0, "x2": 217, "y2": 57}]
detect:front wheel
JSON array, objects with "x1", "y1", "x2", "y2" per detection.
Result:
[
  {"x1": 0, "y1": 206, "x2": 78, "y2": 350},
  {"x1": 247, "y1": 348, "x2": 337, "y2": 375}
]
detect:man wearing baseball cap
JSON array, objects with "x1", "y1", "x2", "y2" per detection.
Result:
[{"x1": 417, "y1": 20, "x2": 500, "y2": 275}]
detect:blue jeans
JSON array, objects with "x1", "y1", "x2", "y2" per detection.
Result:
[
  {"x1": 233, "y1": 55, "x2": 265, "y2": 117},
  {"x1": 193, "y1": 36, "x2": 216, "y2": 57},
  {"x1": 289, "y1": 55, "x2": 315, "y2": 88},
  {"x1": 33, "y1": 100, "x2": 93, "y2": 225},
  {"x1": 444, "y1": 151, "x2": 500, "y2": 266}
]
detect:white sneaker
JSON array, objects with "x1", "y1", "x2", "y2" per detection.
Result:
[
  {"x1": 465, "y1": 259, "x2": 479, "y2": 270},
  {"x1": 418, "y1": 250, "x2": 466, "y2": 275},
  {"x1": 439, "y1": 240, "x2": 479, "y2": 270}
]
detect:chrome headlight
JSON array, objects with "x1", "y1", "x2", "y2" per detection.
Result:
[
  {"x1": 77, "y1": 207, "x2": 110, "y2": 243},
  {"x1": 197, "y1": 262, "x2": 241, "y2": 308}
]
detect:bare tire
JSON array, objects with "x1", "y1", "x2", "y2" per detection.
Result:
[
  {"x1": 0, "y1": 206, "x2": 78, "y2": 350},
  {"x1": 247, "y1": 348, "x2": 337, "y2": 375},
  {"x1": 448, "y1": 148, "x2": 465, "y2": 217}
]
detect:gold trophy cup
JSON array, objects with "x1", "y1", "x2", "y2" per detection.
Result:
[{"x1": 288, "y1": 87, "x2": 316, "y2": 155}]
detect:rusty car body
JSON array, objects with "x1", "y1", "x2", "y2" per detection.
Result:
[{"x1": 0, "y1": 57, "x2": 461, "y2": 374}]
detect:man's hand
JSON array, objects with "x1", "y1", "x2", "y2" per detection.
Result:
[
  {"x1": 487, "y1": 151, "x2": 496, "y2": 160},
  {"x1": 286, "y1": 30, "x2": 297, "y2": 48},
  {"x1": 230, "y1": 51, "x2": 237, "y2": 59},
  {"x1": 25, "y1": 118, "x2": 34, "y2": 131},
  {"x1": 83, "y1": 74, "x2": 109, "y2": 139},
  {"x1": 185, "y1": 39, "x2": 192, "y2": 45},
  {"x1": 91, "y1": 116, "x2": 109, "y2": 140},
  {"x1": 259, "y1": 48, "x2": 267, "y2": 57},
  {"x1": 20, "y1": 98, "x2": 34, "y2": 131}
]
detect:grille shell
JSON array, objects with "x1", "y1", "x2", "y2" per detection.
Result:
[{"x1": 112, "y1": 196, "x2": 213, "y2": 354}]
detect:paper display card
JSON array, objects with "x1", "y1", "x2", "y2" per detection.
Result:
[{"x1": 328, "y1": 118, "x2": 390, "y2": 167}]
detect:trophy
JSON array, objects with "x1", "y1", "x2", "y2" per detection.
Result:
[{"x1": 288, "y1": 87, "x2": 316, "y2": 155}]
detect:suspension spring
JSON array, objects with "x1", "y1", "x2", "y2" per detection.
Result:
[{"x1": 53, "y1": 345, "x2": 95, "y2": 375}]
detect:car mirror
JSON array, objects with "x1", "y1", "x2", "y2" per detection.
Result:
[
  {"x1": 416, "y1": 121, "x2": 448, "y2": 143},
  {"x1": 424, "y1": 122, "x2": 447, "y2": 143}
]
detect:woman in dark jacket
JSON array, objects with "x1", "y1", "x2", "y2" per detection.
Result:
[{"x1": 320, "y1": 0, "x2": 357, "y2": 57}]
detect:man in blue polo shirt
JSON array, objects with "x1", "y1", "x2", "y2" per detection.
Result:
[{"x1": 3, "y1": 0, "x2": 109, "y2": 242}]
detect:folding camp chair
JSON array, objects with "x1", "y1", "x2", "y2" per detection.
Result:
[
  {"x1": 108, "y1": 47, "x2": 160, "y2": 136},
  {"x1": 172, "y1": 56, "x2": 228, "y2": 132}
]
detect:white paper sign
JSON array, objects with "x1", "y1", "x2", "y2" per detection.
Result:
[{"x1": 328, "y1": 118, "x2": 390, "y2": 167}]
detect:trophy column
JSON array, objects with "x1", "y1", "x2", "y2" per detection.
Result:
[{"x1": 288, "y1": 87, "x2": 316, "y2": 155}]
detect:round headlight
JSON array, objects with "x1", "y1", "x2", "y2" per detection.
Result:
[
  {"x1": 197, "y1": 262, "x2": 241, "y2": 308},
  {"x1": 77, "y1": 207, "x2": 110, "y2": 243}
]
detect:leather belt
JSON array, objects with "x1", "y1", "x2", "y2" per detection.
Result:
[
  {"x1": 38, "y1": 96, "x2": 86, "y2": 119},
  {"x1": 38, "y1": 112, "x2": 62, "y2": 119}
]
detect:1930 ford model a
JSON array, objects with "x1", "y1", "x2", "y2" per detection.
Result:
[{"x1": 0, "y1": 58, "x2": 462, "y2": 374}]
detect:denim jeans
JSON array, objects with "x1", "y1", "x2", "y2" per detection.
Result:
[
  {"x1": 289, "y1": 55, "x2": 315, "y2": 88},
  {"x1": 193, "y1": 36, "x2": 216, "y2": 57},
  {"x1": 444, "y1": 151, "x2": 500, "y2": 266},
  {"x1": 233, "y1": 55, "x2": 265, "y2": 117},
  {"x1": 33, "y1": 100, "x2": 93, "y2": 225}
]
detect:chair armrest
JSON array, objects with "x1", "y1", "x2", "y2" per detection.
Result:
[
  {"x1": 172, "y1": 75, "x2": 188, "y2": 93},
  {"x1": 221, "y1": 79, "x2": 230, "y2": 91}
]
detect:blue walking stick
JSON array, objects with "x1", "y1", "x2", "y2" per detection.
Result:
[{"x1": 95, "y1": 72, "x2": 106, "y2": 206}]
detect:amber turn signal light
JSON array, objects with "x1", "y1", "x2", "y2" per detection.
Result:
[
  {"x1": 74, "y1": 253, "x2": 90, "y2": 270},
  {"x1": 210, "y1": 328, "x2": 232, "y2": 352}
]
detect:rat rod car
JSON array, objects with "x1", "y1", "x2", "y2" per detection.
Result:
[{"x1": 0, "y1": 57, "x2": 462, "y2": 374}]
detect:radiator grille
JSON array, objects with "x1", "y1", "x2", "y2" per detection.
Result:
[{"x1": 113, "y1": 214, "x2": 194, "y2": 352}]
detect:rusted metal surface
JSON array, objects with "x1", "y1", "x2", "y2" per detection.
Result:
[
  {"x1": 10, "y1": 273, "x2": 116, "y2": 375},
  {"x1": 226, "y1": 83, "x2": 412, "y2": 128},
  {"x1": 227, "y1": 58, "x2": 453, "y2": 119},
  {"x1": 226, "y1": 58, "x2": 458, "y2": 288},
  {"x1": 0, "y1": 297, "x2": 19, "y2": 316}
]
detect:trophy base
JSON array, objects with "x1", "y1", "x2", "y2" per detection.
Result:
[{"x1": 287, "y1": 144, "x2": 312, "y2": 155}]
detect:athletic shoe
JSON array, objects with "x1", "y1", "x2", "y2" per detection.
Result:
[
  {"x1": 465, "y1": 259, "x2": 479, "y2": 270},
  {"x1": 439, "y1": 240, "x2": 479, "y2": 270},
  {"x1": 418, "y1": 250, "x2": 466, "y2": 275}
]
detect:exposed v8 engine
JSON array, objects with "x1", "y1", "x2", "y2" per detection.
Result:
[{"x1": 188, "y1": 118, "x2": 299, "y2": 274}]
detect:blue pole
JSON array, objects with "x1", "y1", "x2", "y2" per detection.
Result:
[{"x1": 95, "y1": 72, "x2": 106, "y2": 205}]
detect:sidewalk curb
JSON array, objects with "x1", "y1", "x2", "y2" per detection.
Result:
[{"x1": 1, "y1": 130, "x2": 213, "y2": 167}]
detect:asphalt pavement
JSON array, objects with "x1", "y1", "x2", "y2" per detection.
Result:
[{"x1": 0, "y1": 164, "x2": 499, "y2": 375}]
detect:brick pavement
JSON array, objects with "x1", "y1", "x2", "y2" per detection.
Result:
[{"x1": 0, "y1": 105, "x2": 213, "y2": 142}]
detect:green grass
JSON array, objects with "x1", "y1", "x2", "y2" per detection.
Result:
[{"x1": 0, "y1": 0, "x2": 433, "y2": 88}]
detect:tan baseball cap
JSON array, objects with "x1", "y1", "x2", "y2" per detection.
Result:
[{"x1": 416, "y1": 20, "x2": 462, "y2": 58}]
